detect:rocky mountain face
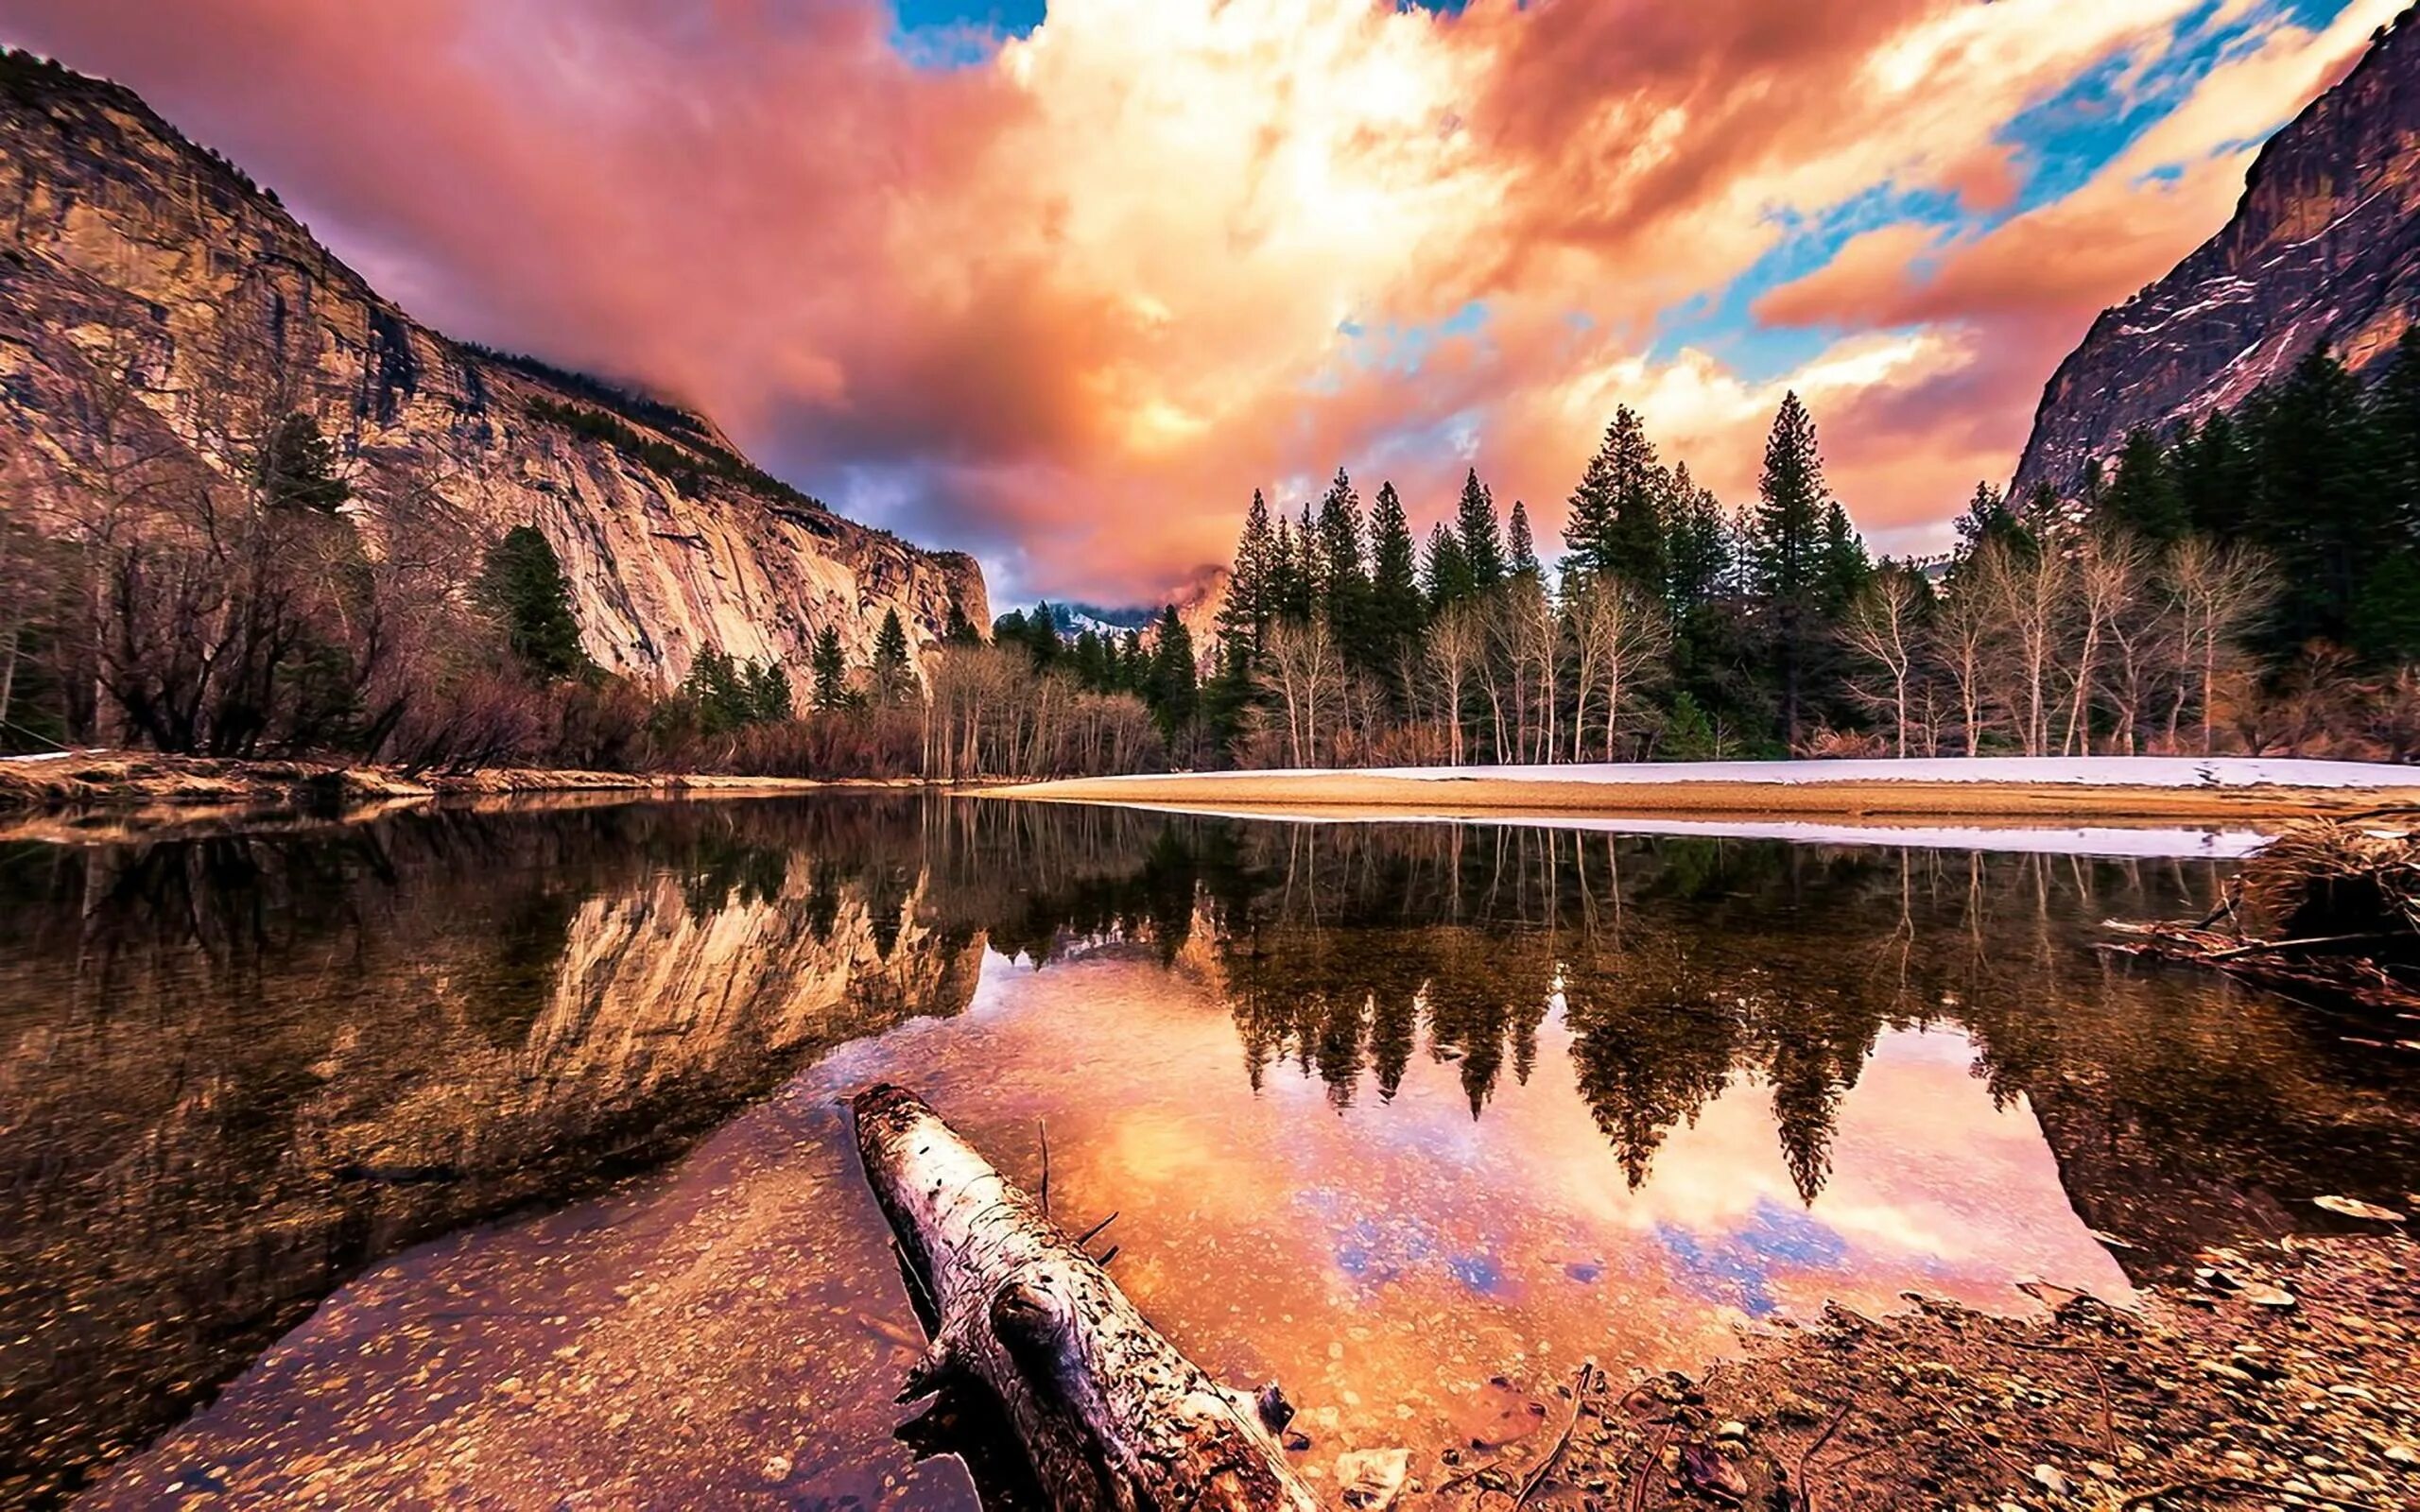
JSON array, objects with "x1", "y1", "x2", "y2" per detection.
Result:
[
  {"x1": 2012, "y1": 9, "x2": 2420, "y2": 499},
  {"x1": 0, "y1": 52, "x2": 984, "y2": 690}
]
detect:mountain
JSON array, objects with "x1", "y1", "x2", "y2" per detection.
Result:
[
  {"x1": 2011, "y1": 9, "x2": 2420, "y2": 500},
  {"x1": 1046, "y1": 564, "x2": 1229, "y2": 669},
  {"x1": 0, "y1": 51, "x2": 984, "y2": 691}
]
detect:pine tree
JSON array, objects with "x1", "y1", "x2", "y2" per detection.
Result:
[
  {"x1": 2257, "y1": 349, "x2": 2384, "y2": 651},
  {"x1": 1073, "y1": 627, "x2": 1106, "y2": 689},
  {"x1": 1817, "y1": 502, "x2": 1872, "y2": 612},
  {"x1": 2175, "y1": 410, "x2": 2255, "y2": 540},
  {"x1": 1562, "y1": 421, "x2": 1618, "y2": 580},
  {"x1": 683, "y1": 646, "x2": 759, "y2": 732},
  {"x1": 1664, "y1": 463, "x2": 1731, "y2": 606},
  {"x1": 1752, "y1": 393, "x2": 1825, "y2": 600},
  {"x1": 1751, "y1": 391, "x2": 1828, "y2": 747},
  {"x1": 942, "y1": 598, "x2": 983, "y2": 645},
  {"x1": 748, "y1": 659, "x2": 794, "y2": 722},
  {"x1": 1560, "y1": 408, "x2": 1667, "y2": 592},
  {"x1": 1425, "y1": 521, "x2": 1474, "y2": 610},
  {"x1": 871, "y1": 608, "x2": 913, "y2": 704},
  {"x1": 1366, "y1": 480, "x2": 1426, "y2": 683},
  {"x1": 809, "y1": 625, "x2": 849, "y2": 710},
  {"x1": 1292, "y1": 503, "x2": 1327, "y2": 614},
  {"x1": 1951, "y1": 481, "x2": 2027, "y2": 559},
  {"x1": 1147, "y1": 605, "x2": 1198, "y2": 738},
  {"x1": 257, "y1": 411, "x2": 352, "y2": 514},
  {"x1": 2376, "y1": 325, "x2": 2420, "y2": 516},
  {"x1": 1317, "y1": 467, "x2": 1370, "y2": 655},
  {"x1": 1455, "y1": 469, "x2": 1505, "y2": 588},
  {"x1": 1268, "y1": 515, "x2": 1305, "y2": 622},
  {"x1": 475, "y1": 524, "x2": 592, "y2": 680},
  {"x1": 1219, "y1": 489, "x2": 1275, "y2": 654},
  {"x1": 1505, "y1": 500, "x2": 1541, "y2": 579},
  {"x1": 2100, "y1": 427, "x2": 2187, "y2": 541},
  {"x1": 1026, "y1": 602, "x2": 1062, "y2": 670}
]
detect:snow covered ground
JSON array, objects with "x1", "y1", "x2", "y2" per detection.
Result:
[
  {"x1": 1071, "y1": 756, "x2": 2420, "y2": 789},
  {"x1": 1098, "y1": 803, "x2": 2274, "y2": 859}
]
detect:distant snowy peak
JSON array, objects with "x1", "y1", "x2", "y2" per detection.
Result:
[
  {"x1": 1046, "y1": 564, "x2": 1228, "y2": 671},
  {"x1": 2011, "y1": 9, "x2": 2420, "y2": 500},
  {"x1": 1053, "y1": 605, "x2": 1152, "y2": 641}
]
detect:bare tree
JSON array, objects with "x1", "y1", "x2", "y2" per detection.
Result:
[
  {"x1": 1933, "y1": 555, "x2": 2001, "y2": 755},
  {"x1": 1498, "y1": 575, "x2": 1560, "y2": 762},
  {"x1": 2167, "y1": 537, "x2": 2276, "y2": 754},
  {"x1": 2061, "y1": 531, "x2": 2147, "y2": 755},
  {"x1": 1840, "y1": 569, "x2": 1924, "y2": 758},
  {"x1": 1424, "y1": 602, "x2": 1482, "y2": 765},
  {"x1": 2102, "y1": 546, "x2": 2182, "y2": 754},
  {"x1": 1267, "y1": 614, "x2": 1344, "y2": 766},
  {"x1": 1566, "y1": 576, "x2": 1670, "y2": 761},
  {"x1": 1987, "y1": 541, "x2": 2067, "y2": 757}
]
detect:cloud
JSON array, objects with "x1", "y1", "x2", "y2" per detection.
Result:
[{"x1": 0, "y1": 0, "x2": 2387, "y2": 596}]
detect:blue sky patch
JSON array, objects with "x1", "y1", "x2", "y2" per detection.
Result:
[
  {"x1": 890, "y1": 0, "x2": 1045, "y2": 65},
  {"x1": 1639, "y1": 0, "x2": 2371, "y2": 382}
]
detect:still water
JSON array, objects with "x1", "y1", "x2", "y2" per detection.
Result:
[{"x1": 3, "y1": 796, "x2": 2416, "y2": 1508}]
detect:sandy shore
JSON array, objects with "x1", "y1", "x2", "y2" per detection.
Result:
[{"x1": 989, "y1": 760, "x2": 2420, "y2": 820}]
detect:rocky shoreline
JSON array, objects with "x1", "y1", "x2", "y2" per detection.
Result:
[{"x1": 1409, "y1": 1233, "x2": 2418, "y2": 1512}]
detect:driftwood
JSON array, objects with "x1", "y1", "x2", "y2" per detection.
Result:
[
  {"x1": 852, "y1": 1084, "x2": 1321, "y2": 1512},
  {"x1": 2103, "y1": 919, "x2": 2420, "y2": 1021},
  {"x1": 2104, "y1": 820, "x2": 2420, "y2": 1025}
]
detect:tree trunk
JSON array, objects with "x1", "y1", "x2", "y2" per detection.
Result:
[{"x1": 852, "y1": 1085, "x2": 1320, "y2": 1512}]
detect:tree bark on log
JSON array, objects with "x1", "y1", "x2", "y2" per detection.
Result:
[{"x1": 852, "y1": 1083, "x2": 1322, "y2": 1512}]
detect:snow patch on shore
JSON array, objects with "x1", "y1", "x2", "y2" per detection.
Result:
[
  {"x1": 1099, "y1": 803, "x2": 2271, "y2": 859},
  {"x1": 1073, "y1": 757, "x2": 2418, "y2": 789}
]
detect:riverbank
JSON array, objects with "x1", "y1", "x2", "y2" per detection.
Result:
[
  {"x1": 0, "y1": 750, "x2": 887, "y2": 826},
  {"x1": 1442, "y1": 1231, "x2": 2418, "y2": 1511},
  {"x1": 992, "y1": 757, "x2": 2420, "y2": 820}
]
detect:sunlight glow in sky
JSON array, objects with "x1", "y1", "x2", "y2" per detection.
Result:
[{"x1": 0, "y1": 0, "x2": 2393, "y2": 602}]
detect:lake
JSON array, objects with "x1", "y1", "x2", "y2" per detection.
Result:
[{"x1": 4, "y1": 795, "x2": 2416, "y2": 1508}]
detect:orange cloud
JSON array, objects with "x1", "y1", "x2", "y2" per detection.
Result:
[{"x1": 0, "y1": 0, "x2": 2392, "y2": 595}]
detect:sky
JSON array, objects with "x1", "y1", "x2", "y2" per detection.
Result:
[{"x1": 0, "y1": 0, "x2": 2396, "y2": 606}]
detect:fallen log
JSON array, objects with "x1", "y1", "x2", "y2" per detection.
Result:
[
  {"x1": 2103, "y1": 919, "x2": 2420, "y2": 1021},
  {"x1": 851, "y1": 1083, "x2": 1321, "y2": 1512}
]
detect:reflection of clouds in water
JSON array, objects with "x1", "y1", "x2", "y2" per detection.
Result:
[
  {"x1": 1300, "y1": 1191, "x2": 1518, "y2": 1299},
  {"x1": 1656, "y1": 1197, "x2": 1852, "y2": 1317}
]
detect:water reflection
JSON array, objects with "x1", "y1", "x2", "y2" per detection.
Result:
[
  {"x1": 3, "y1": 798, "x2": 2416, "y2": 1508},
  {"x1": 0, "y1": 799, "x2": 979, "y2": 1507}
]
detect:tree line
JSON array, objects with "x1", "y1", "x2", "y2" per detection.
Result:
[{"x1": 993, "y1": 333, "x2": 2420, "y2": 770}]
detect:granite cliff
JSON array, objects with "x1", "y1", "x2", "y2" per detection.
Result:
[
  {"x1": 0, "y1": 51, "x2": 984, "y2": 692},
  {"x1": 2013, "y1": 8, "x2": 2420, "y2": 499}
]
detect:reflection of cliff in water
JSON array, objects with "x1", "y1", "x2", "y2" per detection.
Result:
[
  {"x1": 945, "y1": 809, "x2": 2420, "y2": 1279},
  {"x1": 0, "y1": 798, "x2": 983, "y2": 1508}
]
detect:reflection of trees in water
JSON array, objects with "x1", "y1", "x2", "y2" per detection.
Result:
[
  {"x1": 1563, "y1": 942, "x2": 1739, "y2": 1193},
  {"x1": 946, "y1": 811, "x2": 2420, "y2": 1260}
]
